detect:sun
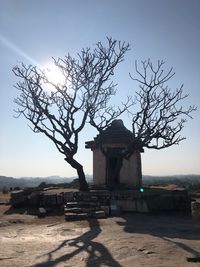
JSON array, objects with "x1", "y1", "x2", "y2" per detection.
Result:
[{"x1": 42, "y1": 62, "x2": 66, "y2": 86}]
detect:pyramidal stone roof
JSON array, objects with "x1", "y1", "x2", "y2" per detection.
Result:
[{"x1": 86, "y1": 119, "x2": 136, "y2": 148}]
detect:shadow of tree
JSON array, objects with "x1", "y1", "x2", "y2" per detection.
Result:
[
  {"x1": 117, "y1": 213, "x2": 200, "y2": 259},
  {"x1": 31, "y1": 218, "x2": 122, "y2": 267},
  {"x1": 163, "y1": 237, "x2": 200, "y2": 258}
]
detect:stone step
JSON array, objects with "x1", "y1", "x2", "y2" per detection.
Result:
[
  {"x1": 64, "y1": 206, "x2": 101, "y2": 213},
  {"x1": 65, "y1": 201, "x2": 101, "y2": 208},
  {"x1": 64, "y1": 207, "x2": 83, "y2": 213},
  {"x1": 93, "y1": 210, "x2": 106, "y2": 219},
  {"x1": 65, "y1": 202, "x2": 79, "y2": 208},
  {"x1": 65, "y1": 210, "x2": 106, "y2": 221}
]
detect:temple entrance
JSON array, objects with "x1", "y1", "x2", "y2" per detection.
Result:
[{"x1": 106, "y1": 148, "x2": 123, "y2": 188}]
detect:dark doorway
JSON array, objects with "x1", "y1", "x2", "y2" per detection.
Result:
[{"x1": 106, "y1": 155, "x2": 122, "y2": 188}]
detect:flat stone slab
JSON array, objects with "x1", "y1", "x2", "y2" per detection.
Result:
[
  {"x1": 92, "y1": 210, "x2": 106, "y2": 218},
  {"x1": 65, "y1": 202, "x2": 79, "y2": 208},
  {"x1": 64, "y1": 207, "x2": 82, "y2": 213}
]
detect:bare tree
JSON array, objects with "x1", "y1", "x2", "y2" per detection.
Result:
[
  {"x1": 13, "y1": 38, "x2": 130, "y2": 191},
  {"x1": 130, "y1": 59, "x2": 196, "y2": 150},
  {"x1": 84, "y1": 59, "x2": 196, "y2": 188}
]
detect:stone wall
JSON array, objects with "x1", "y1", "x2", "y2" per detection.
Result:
[
  {"x1": 10, "y1": 188, "x2": 191, "y2": 215},
  {"x1": 10, "y1": 189, "x2": 64, "y2": 207},
  {"x1": 191, "y1": 201, "x2": 200, "y2": 219},
  {"x1": 93, "y1": 147, "x2": 142, "y2": 187},
  {"x1": 93, "y1": 149, "x2": 106, "y2": 185},
  {"x1": 120, "y1": 151, "x2": 142, "y2": 187}
]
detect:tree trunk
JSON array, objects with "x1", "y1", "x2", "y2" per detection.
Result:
[
  {"x1": 64, "y1": 157, "x2": 89, "y2": 191},
  {"x1": 137, "y1": 152, "x2": 142, "y2": 187}
]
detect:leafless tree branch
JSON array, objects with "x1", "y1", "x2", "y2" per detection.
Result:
[
  {"x1": 129, "y1": 60, "x2": 197, "y2": 150},
  {"x1": 13, "y1": 38, "x2": 130, "y2": 190}
]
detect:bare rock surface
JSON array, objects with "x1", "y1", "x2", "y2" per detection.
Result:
[{"x1": 0, "y1": 199, "x2": 200, "y2": 266}]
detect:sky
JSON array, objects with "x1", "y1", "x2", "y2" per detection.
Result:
[{"x1": 0, "y1": 0, "x2": 199, "y2": 178}]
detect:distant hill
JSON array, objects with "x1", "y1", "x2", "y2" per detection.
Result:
[
  {"x1": 142, "y1": 174, "x2": 200, "y2": 187},
  {"x1": 0, "y1": 174, "x2": 199, "y2": 190},
  {"x1": 0, "y1": 175, "x2": 92, "y2": 189},
  {"x1": 143, "y1": 174, "x2": 200, "y2": 182}
]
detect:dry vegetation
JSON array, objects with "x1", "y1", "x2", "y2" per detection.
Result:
[{"x1": 0, "y1": 192, "x2": 200, "y2": 267}]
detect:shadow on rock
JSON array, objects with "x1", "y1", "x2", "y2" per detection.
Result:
[
  {"x1": 117, "y1": 213, "x2": 200, "y2": 259},
  {"x1": 30, "y1": 218, "x2": 122, "y2": 267}
]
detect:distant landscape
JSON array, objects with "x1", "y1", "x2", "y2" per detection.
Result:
[
  {"x1": 0, "y1": 175, "x2": 92, "y2": 190},
  {"x1": 0, "y1": 174, "x2": 200, "y2": 190},
  {"x1": 143, "y1": 174, "x2": 200, "y2": 185}
]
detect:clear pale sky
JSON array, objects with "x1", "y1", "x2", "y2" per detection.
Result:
[{"x1": 0, "y1": 0, "x2": 199, "y2": 178}]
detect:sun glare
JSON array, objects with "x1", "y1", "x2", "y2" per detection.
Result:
[
  {"x1": 40, "y1": 61, "x2": 74, "y2": 93},
  {"x1": 42, "y1": 62, "x2": 66, "y2": 86}
]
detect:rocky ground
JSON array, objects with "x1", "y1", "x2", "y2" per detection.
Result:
[{"x1": 0, "y1": 192, "x2": 200, "y2": 267}]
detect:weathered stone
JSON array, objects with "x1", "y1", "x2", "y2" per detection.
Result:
[
  {"x1": 64, "y1": 207, "x2": 82, "y2": 213},
  {"x1": 136, "y1": 199, "x2": 149, "y2": 213},
  {"x1": 113, "y1": 200, "x2": 136, "y2": 212},
  {"x1": 46, "y1": 193, "x2": 57, "y2": 206},
  {"x1": 57, "y1": 194, "x2": 64, "y2": 205},
  {"x1": 63, "y1": 192, "x2": 74, "y2": 202},
  {"x1": 28, "y1": 191, "x2": 41, "y2": 206},
  {"x1": 191, "y1": 201, "x2": 200, "y2": 219},
  {"x1": 38, "y1": 207, "x2": 47, "y2": 218},
  {"x1": 63, "y1": 189, "x2": 191, "y2": 217},
  {"x1": 92, "y1": 210, "x2": 106, "y2": 218},
  {"x1": 10, "y1": 190, "x2": 27, "y2": 207},
  {"x1": 100, "y1": 205, "x2": 110, "y2": 216},
  {"x1": 65, "y1": 202, "x2": 79, "y2": 208},
  {"x1": 81, "y1": 207, "x2": 99, "y2": 213},
  {"x1": 78, "y1": 201, "x2": 100, "y2": 207},
  {"x1": 110, "y1": 203, "x2": 121, "y2": 216}
]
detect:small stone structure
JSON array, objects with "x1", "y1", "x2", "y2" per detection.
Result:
[{"x1": 86, "y1": 120, "x2": 144, "y2": 188}]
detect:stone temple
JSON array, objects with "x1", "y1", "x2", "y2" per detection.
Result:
[
  {"x1": 85, "y1": 119, "x2": 144, "y2": 189},
  {"x1": 10, "y1": 119, "x2": 192, "y2": 218}
]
